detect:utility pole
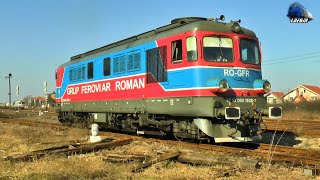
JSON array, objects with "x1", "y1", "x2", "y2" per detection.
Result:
[
  {"x1": 44, "y1": 81, "x2": 48, "y2": 111},
  {"x1": 5, "y1": 73, "x2": 12, "y2": 107},
  {"x1": 16, "y1": 84, "x2": 19, "y2": 100}
]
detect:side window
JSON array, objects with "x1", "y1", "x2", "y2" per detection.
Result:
[
  {"x1": 69, "y1": 68, "x2": 76, "y2": 81},
  {"x1": 69, "y1": 69, "x2": 72, "y2": 81},
  {"x1": 133, "y1": 52, "x2": 141, "y2": 70},
  {"x1": 77, "y1": 67, "x2": 81, "y2": 80},
  {"x1": 127, "y1": 50, "x2": 141, "y2": 71},
  {"x1": 87, "y1": 62, "x2": 94, "y2": 79},
  {"x1": 113, "y1": 57, "x2": 120, "y2": 74},
  {"x1": 171, "y1": 40, "x2": 182, "y2": 64},
  {"x1": 103, "y1": 58, "x2": 111, "y2": 76},
  {"x1": 113, "y1": 55, "x2": 126, "y2": 74},
  {"x1": 186, "y1": 36, "x2": 198, "y2": 61},
  {"x1": 72, "y1": 69, "x2": 76, "y2": 81},
  {"x1": 119, "y1": 56, "x2": 126, "y2": 73},
  {"x1": 81, "y1": 66, "x2": 85, "y2": 79}
]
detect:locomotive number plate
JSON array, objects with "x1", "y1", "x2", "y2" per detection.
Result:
[{"x1": 226, "y1": 98, "x2": 257, "y2": 103}]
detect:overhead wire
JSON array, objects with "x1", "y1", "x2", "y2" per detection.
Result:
[
  {"x1": 262, "y1": 51, "x2": 320, "y2": 66},
  {"x1": 263, "y1": 51, "x2": 320, "y2": 62}
]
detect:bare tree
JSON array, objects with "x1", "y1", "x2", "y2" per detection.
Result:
[{"x1": 22, "y1": 95, "x2": 33, "y2": 107}]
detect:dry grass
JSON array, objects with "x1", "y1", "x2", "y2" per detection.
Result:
[
  {"x1": 280, "y1": 102, "x2": 320, "y2": 120},
  {"x1": 294, "y1": 137, "x2": 320, "y2": 150},
  {"x1": 0, "y1": 120, "x2": 313, "y2": 179},
  {"x1": 1, "y1": 155, "x2": 132, "y2": 179},
  {"x1": 0, "y1": 123, "x2": 88, "y2": 156}
]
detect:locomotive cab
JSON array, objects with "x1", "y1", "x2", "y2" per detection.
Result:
[{"x1": 164, "y1": 17, "x2": 282, "y2": 141}]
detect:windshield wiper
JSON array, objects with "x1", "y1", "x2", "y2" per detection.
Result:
[{"x1": 218, "y1": 36, "x2": 224, "y2": 58}]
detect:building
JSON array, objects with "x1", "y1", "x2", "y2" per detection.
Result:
[
  {"x1": 283, "y1": 85, "x2": 320, "y2": 103},
  {"x1": 32, "y1": 93, "x2": 56, "y2": 108},
  {"x1": 266, "y1": 92, "x2": 284, "y2": 104},
  {"x1": 31, "y1": 96, "x2": 46, "y2": 108}
]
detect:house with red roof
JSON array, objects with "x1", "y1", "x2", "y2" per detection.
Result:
[
  {"x1": 283, "y1": 85, "x2": 320, "y2": 103},
  {"x1": 266, "y1": 92, "x2": 285, "y2": 104}
]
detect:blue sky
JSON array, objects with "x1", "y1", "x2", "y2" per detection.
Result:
[{"x1": 0, "y1": 0, "x2": 319, "y2": 102}]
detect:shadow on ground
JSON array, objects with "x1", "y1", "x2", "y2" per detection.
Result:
[{"x1": 258, "y1": 131, "x2": 302, "y2": 146}]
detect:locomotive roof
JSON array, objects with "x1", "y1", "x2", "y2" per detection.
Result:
[{"x1": 65, "y1": 17, "x2": 257, "y2": 65}]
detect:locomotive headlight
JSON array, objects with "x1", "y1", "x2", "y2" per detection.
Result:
[
  {"x1": 218, "y1": 79, "x2": 229, "y2": 92},
  {"x1": 207, "y1": 78, "x2": 229, "y2": 93},
  {"x1": 254, "y1": 79, "x2": 271, "y2": 94},
  {"x1": 231, "y1": 22, "x2": 241, "y2": 33},
  {"x1": 227, "y1": 20, "x2": 241, "y2": 33},
  {"x1": 262, "y1": 81, "x2": 271, "y2": 93}
]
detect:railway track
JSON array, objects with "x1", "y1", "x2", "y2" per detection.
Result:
[
  {"x1": 0, "y1": 118, "x2": 67, "y2": 131},
  {"x1": 263, "y1": 119, "x2": 320, "y2": 137},
  {"x1": 1, "y1": 117, "x2": 319, "y2": 168},
  {"x1": 141, "y1": 139, "x2": 320, "y2": 167}
]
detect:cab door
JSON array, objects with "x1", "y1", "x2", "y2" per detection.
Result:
[{"x1": 168, "y1": 37, "x2": 186, "y2": 88}]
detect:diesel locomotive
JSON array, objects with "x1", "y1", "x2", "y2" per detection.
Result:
[{"x1": 55, "y1": 16, "x2": 282, "y2": 143}]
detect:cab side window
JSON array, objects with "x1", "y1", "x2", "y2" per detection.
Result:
[
  {"x1": 171, "y1": 40, "x2": 182, "y2": 64},
  {"x1": 186, "y1": 36, "x2": 198, "y2": 61}
]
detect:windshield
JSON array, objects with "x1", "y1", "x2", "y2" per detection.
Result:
[
  {"x1": 240, "y1": 39, "x2": 260, "y2": 65},
  {"x1": 203, "y1": 36, "x2": 233, "y2": 62}
]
